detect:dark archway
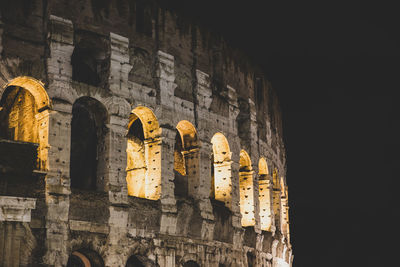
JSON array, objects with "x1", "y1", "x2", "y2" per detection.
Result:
[
  {"x1": 126, "y1": 255, "x2": 158, "y2": 267},
  {"x1": 70, "y1": 97, "x2": 108, "y2": 190},
  {"x1": 183, "y1": 260, "x2": 200, "y2": 267},
  {"x1": 67, "y1": 249, "x2": 104, "y2": 267}
]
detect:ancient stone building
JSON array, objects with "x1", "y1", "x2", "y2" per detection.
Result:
[{"x1": 0, "y1": 1, "x2": 292, "y2": 266}]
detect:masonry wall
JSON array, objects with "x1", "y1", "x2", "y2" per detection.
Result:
[{"x1": 0, "y1": 1, "x2": 292, "y2": 266}]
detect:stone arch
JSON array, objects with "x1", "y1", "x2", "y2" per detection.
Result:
[
  {"x1": 239, "y1": 150, "x2": 255, "y2": 226},
  {"x1": 126, "y1": 255, "x2": 158, "y2": 267},
  {"x1": 126, "y1": 106, "x2": 161, "y2": 200},
  {"x1": 70, "y1": 96, "x2": 109, "y2": 191},
  {"x1": 210, "y1": 132, "x2": 232, "y2": 208},
  {"x1": 67, "y1": 249, "x2": 105, "y2": 267},
  {"x1": 183, "y1": 260, "x2": 200, "y2": 267},
  {"x1": 258, "y1": 158, "x2": 272, "y2": 231},
  {"x1": 174, "y1": 120, "x2": 200, "y2": 197},
  {"x1": 0, "y1": 76, "x2": 51, "y2": 170}
]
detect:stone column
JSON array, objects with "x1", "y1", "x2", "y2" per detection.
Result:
[
  {"x1": 103, "y1": 96, "x2": 131, "y2": 203},
  {"x1": 43, "y1": 15, "x2": 75, "y2": 267},
  {"x1": 225, "y1": 85, "x2": 244, "y2": 248},
  {"x1": 155, "y1": 50, "x2": 178, "y2": 234},
  {"x1": 195, "y1": 70, "x2": 214, "y2": 240},
  {"x1": 0, "y1": 196, "x2": 37, "y2": 267},
  {"x1": 109, "y1": 33, "x2": 132, "y2": 98},
  {"x1": 179, "y1": 147, "x2": 200, "y2": 198}
]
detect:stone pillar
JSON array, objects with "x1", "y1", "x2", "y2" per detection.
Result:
[
  {"x1": 155, "y1": 50, "x2": 178, "y2": 234},
  {"x1": 195, "y1": 70, "x2": 214, "y2": 240},
  {"x1": 109, "y1": 33, "x2": 132, "y2": 98},
  {"x1": 272, "y1": 169, "x2": 281, "y2": 234},
  {"x1": 184, "y1": 148, "x2": 201, "y2": 198},
  {"x1": 103, "y1": 96, "x2": 131, "y2": 204},
  {"x1": 225, "y1": 85, "x2": 243, "y2": 249},
  {"x1": 0, "y1": 197, "x2": 37, "y2": 267},
  {"x1": 44, "y1": 15, "x2": 75, "y2": 267}
]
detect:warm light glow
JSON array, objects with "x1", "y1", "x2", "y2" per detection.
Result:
[
  {"x1": 0, "y1": 76, "x2": 50, "y2": 170},
  {"x1": 258, "y1": 157, "x2": 272, "y2": 231},
  {"x1": 126, "y1": 106, "x2": 161, "y2": 200},
  {"x1": 174, "y1": 120, "x2": 200, "y2": 197},
  {"x1": 239, "y1": 150, "x2": 255, "y2": 226},
  {"x1": 280, "y1": 177, "x2": 290, "y2": 238},
  {"x1": 211, "y1": 132, "x2": 232, "y2": 208}
]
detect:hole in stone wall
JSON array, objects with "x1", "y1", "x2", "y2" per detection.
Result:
[
  {"x1": 67, "y1": 249, "x2": 104, "y2": 267},
  {"x1": 183, "y1": 260, "x2": 200, "y2": 267},
  {"x1": 126, "y1": 106, "x2": 161, "y2": 200},
  {"x1": 71, "y1": 31, "x2": 109, "y2": 87},
  {"x1": 70, "y1": 97, "x2": 108, "y2": 191},
  {"x1": 258, "y1": 157, "x2": 272, "y2": 231},
  {"x1": 0, "y1": 86, "x2": 38, "y2": 143},
  {"x1": 211, "y1": 133, "x2": 232, "y2": 207},
  {"x1": 126, "y1": 255, "x2": 157, "y2": 267},
  {"x1": 239, "y1": 150, "x2": 255, "y2": 227},
  {"x1": 174, "y1": 120, "x2": 200, "y2": 198}
]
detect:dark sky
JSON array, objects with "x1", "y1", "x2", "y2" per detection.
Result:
[{"x1": 168, "y1": 0, "x2": 400, "y2": 266}]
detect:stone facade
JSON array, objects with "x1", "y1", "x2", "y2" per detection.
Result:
[{"x1": 0, "y1": 1, "x2": 292, "y2": 266}]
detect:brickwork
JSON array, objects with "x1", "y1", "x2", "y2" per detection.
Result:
[{"x1": 0, "y1": 1, "x2": 292, "y2": 266}]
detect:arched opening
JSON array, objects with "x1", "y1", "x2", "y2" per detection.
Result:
[
  {"x1": 174, "y1": 120, "x2": 200, "y2": 198},
  {"x1": 126, "y1": 106, "x2": 161, "y2": 200},
  {"x1": 183, "y1": 260, "x2": 200, "y2": 267},
  {"x1": 71, "y1": 33, "x2": 109, "y2": 87},
  {"x1": 0, "y1": 76, "x2": 50, "y2": 170},
  {"x1": 70, "y1": 97, "x2": 108, "y2": 191},
  {"x1": 210, "y1": 133, "x2": 232, "y2": 208},
  {"x1": 67, "y1": 250, "x2": 104, "y2": 267},
  {"x1": 258, "y1": 158, "x2": 272, "y2": 231},
  {"x1": 247, "y1": 251, "x2": 256, "y2": 267},
  {"x1": 239, "y1": 150, "x2": 255, "y2": 226},
  {"x1": 126, "y1": 255, "x2": 157, "y2": 267},
  {"x1": 272, "y1": 168, "x2": 281, "y2": 231}
]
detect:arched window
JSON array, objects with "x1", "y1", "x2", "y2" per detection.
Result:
[
  {"x1": 239, "y1": 150, "x2": 255, "y2": 226},
  {"x1": 67, "y1": 249, "x2": 104, "y2": 267},
  {"x1": 210, "y1": 133, "x2": 232, "y2": 208},
  {"x1": 71, "y1": 33, "x2": 109, "y2": 87},
  {"x1": 0, "y1": 76, "x2": 50, "y2": 170},
  {"x1": 258, "y1": 157, "x2": 272, "y2": 231},
  {"x1": 174, "y1": 120, "x2": 200, "y2": 198},
  {"x1": 126, "y1": 106, "x2": 161, "y2": 200},
  {"x1": 70, "y1": 97, "x2": 108, "y2": 191}
]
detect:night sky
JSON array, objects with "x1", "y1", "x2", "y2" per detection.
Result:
[{"x1": 169, "y1": 0, "x2": 400, "y2": 266}]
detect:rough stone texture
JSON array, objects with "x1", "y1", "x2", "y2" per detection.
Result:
[{"x1": 0, "y1": 1, "x2": 292, "y2": 266}]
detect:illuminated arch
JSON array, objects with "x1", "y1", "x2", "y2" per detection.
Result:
[
  {"x1": 174, "y1": 120, "x2": 200, "y2": 197},
  {"x1": 3, "y1": 76, "x2": 51, "y2": 111},
  {"x1": 239, "y1": 149, "x2": 255, "y2": 226},
  {"x1": 126, "y1": 106, "x2": 161, "y2": 200},
  {"x1": 211, "y1": 132, "x2": 232, "y2": 207},
  {"x1": 258, "y1": 157, "x2": 272, "y2": 231},
  {"x1": 0, "y1": 76, "x2": 51, "y2": 170}
]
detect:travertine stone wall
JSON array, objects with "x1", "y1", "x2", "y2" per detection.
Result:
[{"x1": 0, "y1": 1, "x2": 291, "y2": 266}]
